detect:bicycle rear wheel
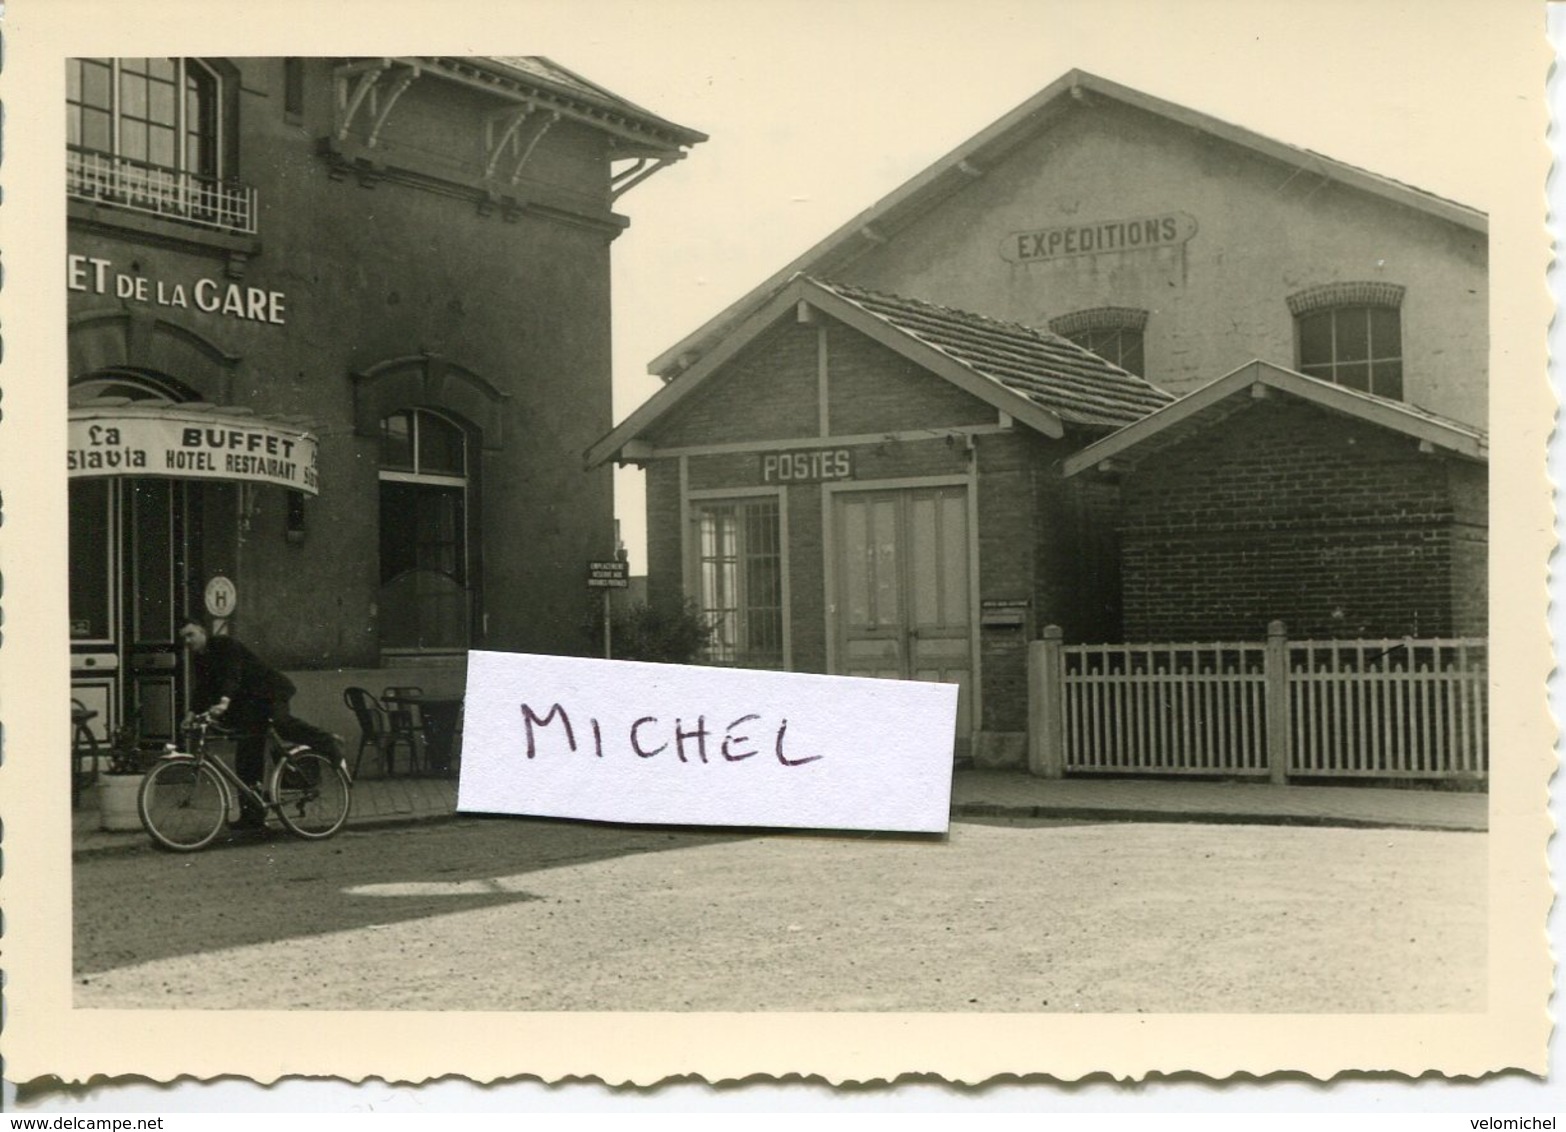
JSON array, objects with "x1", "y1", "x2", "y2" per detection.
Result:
[
  {"x1": 139, "y1": 759, "x2": 228, "y2": 851},
  {"x1": 269, "y1": 750, "x2": 352, "y2": 839}
]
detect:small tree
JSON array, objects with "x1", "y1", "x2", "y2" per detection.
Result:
[{"x1": 590, "y1": 598, "x2": 714, "y2": 664}]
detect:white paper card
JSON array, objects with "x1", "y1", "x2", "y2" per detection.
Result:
[{"x1": 457, "y1": 651, "x2": 958, "y2": 833}]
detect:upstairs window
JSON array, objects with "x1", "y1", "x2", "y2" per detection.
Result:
[
  {"x1": 1048, "y1": 307, "x2": 1149, "y2": 376},
  {"x1": 66, "y1": 57, "x2": 253, "y2": 234},
  {"x1": 1289, "y1": 282, "x2": 1405, "y2": 400},
  {"x1": 379, "y1": 409, "x2": 473, "y2": 652},
  {"x1": 68, "y1": 57, "x2": 220, "y2": 176}
]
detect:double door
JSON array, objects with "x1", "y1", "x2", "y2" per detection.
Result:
[
  {"x1": 69, "y1": 478, "x2": 198, "y2": 748},
  {"x1": 834, "y1": 486, "x2": 973, "y2": 748}
]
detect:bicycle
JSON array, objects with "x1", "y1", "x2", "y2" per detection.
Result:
[
  {"x1": 138, "y1": 709, "x2": 353, "y2": 851},
  {"x1": 70, "y1": 699, "x2": 101, "y2": 808}
]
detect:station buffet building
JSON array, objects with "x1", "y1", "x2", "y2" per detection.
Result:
[
  {"x1": 67, "y1": 55, "x2": 703, "y2": 750},
  {"x1": 592, "y1": 71, "x2": 1489, "y2": 777}
]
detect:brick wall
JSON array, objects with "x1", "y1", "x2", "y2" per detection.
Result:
[
  {"x1": 1118, "y1": 398, "x2": 1486, "y2": 640},
  {"x1": 975, "y1": 431, "x2": 1035, "y2": 734},
  {"x1": 644, "y1": 459, "x2": 685, "y2": 615},
  {"x1": 785, "y1": 481, "x2": 828, "y2": 672},
  {"x1": 649, "y1": 321, "x2": 820, "y2": 447},
  {"x1": 1046, "y1": 468, "x2": 1125, "y2": 643}
]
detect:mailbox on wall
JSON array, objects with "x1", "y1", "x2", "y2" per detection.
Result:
[{"x1": 980, "y1": 599, "x2": 1030, "y2": 631}]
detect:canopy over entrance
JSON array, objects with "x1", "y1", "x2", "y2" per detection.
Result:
[{"x1": 68, "y1": 401, "x2": 319, "y2": 495}]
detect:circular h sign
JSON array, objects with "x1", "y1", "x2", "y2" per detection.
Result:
[{"x1": 204, "y1": 575, "x2": 238, "y2": 618}]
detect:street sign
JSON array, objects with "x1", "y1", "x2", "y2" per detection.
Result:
[{"x1": 587, "y1": 560, "x2": 628, "y2": 589}]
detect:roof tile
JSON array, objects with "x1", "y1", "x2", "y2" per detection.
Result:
[{"x1": 815, "y1": 279, "x2": 1175, "y2": 427}]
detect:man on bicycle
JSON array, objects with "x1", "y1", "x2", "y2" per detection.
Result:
[{"x1": 178, "y1": 614, "x2": 343, "y2": 832}]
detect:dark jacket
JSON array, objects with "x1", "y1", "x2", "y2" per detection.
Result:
[{"x1": 191, "y1": 635, "x2": 296, "y2": 712}]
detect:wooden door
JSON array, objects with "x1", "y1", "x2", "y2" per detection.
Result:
[{"x1": 835, "y1": 487, "x2": 972, "y2": 748}]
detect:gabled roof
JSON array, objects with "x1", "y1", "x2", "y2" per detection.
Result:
[
  {"x1": 650, "y1": 68, "x2": 1485, "y2": 380},
  {"x1": 587, "y1": 275, "x2": 1173, "y2": 468},
  {"x1": 1060, "y1": 360, "x2": 1488, "y2": 479}
]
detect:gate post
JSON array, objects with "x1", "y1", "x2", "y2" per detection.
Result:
[
  {"x1": 1265, "y1": 619, "x2": 1290, "y2": 784},
  {"x1": 1029, "y1": 625, "x2": 1065, "y2": 779}
]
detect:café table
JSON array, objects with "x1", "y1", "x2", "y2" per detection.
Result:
[{"x1": 382, "y1": 691, "x2": 463, "y2": 778}]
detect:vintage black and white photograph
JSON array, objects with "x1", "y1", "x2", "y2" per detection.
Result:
[{"x1": 8, "y1": 0, "x2": 1551, "y2": 1090}]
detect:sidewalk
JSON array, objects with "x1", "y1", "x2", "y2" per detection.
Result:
[
  {"x1": 951, "y1": 769, "x2": 1487, "y2": 832},
  {"x1": 72, "y1": 766, "x2": 1487, "y2": 856}
]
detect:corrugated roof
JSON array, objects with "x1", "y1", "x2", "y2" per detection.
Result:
[{"x1": 816, "y1": 280, "x2": 1175, "y2": 428}]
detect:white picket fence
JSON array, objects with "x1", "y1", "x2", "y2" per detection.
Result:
[{"x1": 1028, "y1": 623, "x2": 1487, "y2": 783}]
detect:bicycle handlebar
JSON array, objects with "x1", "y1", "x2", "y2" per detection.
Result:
[
  {"x1": 180, "y1": 710, "x2": 291, "y2": 744},
  {"x1": 179, "y1": 709, "x2": 252, "y2": 742}
]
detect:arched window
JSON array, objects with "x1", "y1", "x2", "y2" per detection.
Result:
[
  {"x1": 1048, "y1": 307, "x2": 1149, "y2": 376},
  {"x1": 379, "y1": 409, "x2": 473, "y2": 652},
  {"x1": 1289, "y1": 282, "x2": 1405, "y2": 399},
  {"x1": 68, "y1": 58, "x2": 221, "y2": 176},
  {"x1": 69, "y1": 368, "x2": 198, "y2": 406}
]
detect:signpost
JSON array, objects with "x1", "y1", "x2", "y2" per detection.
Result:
[
  {"x1": 204, "y1": 575, "x2": 238, "y2": 636},
  {"x1": 588, "y1": 559, "x2": 629, "y2": 658}
]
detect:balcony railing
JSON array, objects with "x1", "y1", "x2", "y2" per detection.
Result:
[{"x1": 68, "y1": 147, "x2": 258, "y2": 236}]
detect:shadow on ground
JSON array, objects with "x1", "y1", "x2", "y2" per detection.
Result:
[{"x1": 73, "y1": 815, "x2": 748, "y2": 975}]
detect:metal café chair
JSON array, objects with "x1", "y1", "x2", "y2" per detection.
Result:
[
  {"x1": 342, "y1": 686, "x2": 418, "y2": 778},
  {"x1": 381, "y1": 686, "x2": 427, "y2": 775}
]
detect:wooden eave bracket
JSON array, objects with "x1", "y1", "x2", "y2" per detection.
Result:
[
  {"x1": 484, "y1": 105, "x2": 532, "y2": 178},
  {"x1": 335, "y1": 59, "x2": 422, "y2": 148},
  {"x1": 336, "y1": 61, "x2": 389, "y2": 141},
  {"x1": 611, "y1": 153, "x2": 680, "y2": 201},
  {"x1": 368, "y1": 66, "x2": 422, "y2": 148},
  {"x1": 507, "y1": 108, "x2": 561, "y2": 185}
]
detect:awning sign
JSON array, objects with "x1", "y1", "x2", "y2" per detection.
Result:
[{"x1": 68, "y1": 407, "x2": 319, "y2": 495}]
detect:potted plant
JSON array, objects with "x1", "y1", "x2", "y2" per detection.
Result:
[{"x1": 96, "y1": 713, "x2": 147, "y2": 832}]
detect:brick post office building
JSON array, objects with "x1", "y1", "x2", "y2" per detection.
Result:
[
  {"x1": 591, "y1": 70, "x2": 1487, "y2": 769},
  {"x1": 66, "y1": 56, "x2": 703, "y2": 750}
]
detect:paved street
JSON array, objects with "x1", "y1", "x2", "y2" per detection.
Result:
[{"x1": 74, "y1": 814, "x2": 1485, "y2": 1013}]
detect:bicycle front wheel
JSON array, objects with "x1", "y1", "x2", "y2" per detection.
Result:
[
  {"x1": 72, "y1": 726, "x2": 100, "y2": 808},
  {"x1": 269, "y1": 751, "x2": 352, "y2": 840},
  {"x1": 139, "y1": 759, "x2": 229, "y2": 851}
]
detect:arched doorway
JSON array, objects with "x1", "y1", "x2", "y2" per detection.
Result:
[{"x1": 68, "y1": 371, "x2": 204, "y2": 748}]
